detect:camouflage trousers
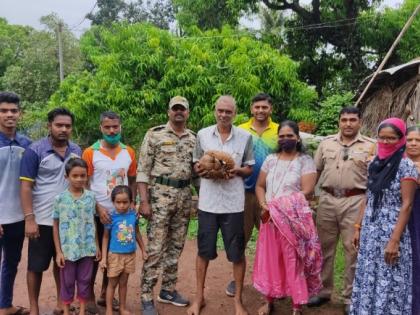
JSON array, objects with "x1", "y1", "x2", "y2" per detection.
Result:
[{"x1": 141, "y1": 183, "x2": 191, "y2": 302}]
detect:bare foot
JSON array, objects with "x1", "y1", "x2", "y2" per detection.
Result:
[
  {"x1": 258, "y1": 303, "x2": 273, "y2": 315},
  {"x1": 234, "y1": 301, "x2": 249, "y2": 315},
  {"x1": 186, "y1": 299, "x2": 205, "y2": 315},
  {"x1": 119, "y1": 309, "x2": 131, "y2": 315}
]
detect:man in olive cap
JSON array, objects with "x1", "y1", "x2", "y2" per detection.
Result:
[{"x1": 137, "y1": 96, "x2": 196, "y2": 315}]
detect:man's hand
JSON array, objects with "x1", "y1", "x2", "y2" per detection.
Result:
[
  {"x1": 194, "y1": 162, "x2": 209, "y2": 178},
  {"x1": 140, "y1": 202, "x2": 152, "y2": 219},
  {"x1": 97, "y1": 205, "x2": 111, "y2": 224},
  {"x1": 56, "y1": 252, "x2": 65, "y2": 268},
  {"x1": 25, "y1": 217, "x2": 39, "y2": 239},
  {"x1": 0, "y1": 224, "x2": 3, "y2": 238},
  {"x1": 226, "y1": 168, "x2": 239, "y2": 179}
]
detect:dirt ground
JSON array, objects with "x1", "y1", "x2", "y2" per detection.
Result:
[{"x1": 12, "y1": 239, "x2": 344, "y2": 315}]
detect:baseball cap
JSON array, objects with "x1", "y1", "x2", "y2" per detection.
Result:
[{"x1": 169, "y1": 96, "x2": 189, "y2": 110}]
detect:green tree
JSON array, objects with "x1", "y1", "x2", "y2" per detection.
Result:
[
  {"x1": 173, "y1": 0, "x2": 248, "y2": 32},
  {"x1": 86, "y1": 0, "x2": 127, "y2": 25},
  {"x1": 0, "y1": 18, "x2": 32, "y2": 81},
  {"x1": 48, "y1": 24, "x2": 317, "y2": 147},
  {"x1": 0, "y1": 16, "x2": 82, "y2": 112},
  {"x1": 361, "y1": 0, "x2": 420, "y2": 66},
  {"x1": 87, "y1": 0, "x2": 174, "y2": 29}
]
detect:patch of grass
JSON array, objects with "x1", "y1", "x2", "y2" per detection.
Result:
[{"x1": 334, "y1": 240, "x2": 345, "y2": 294}]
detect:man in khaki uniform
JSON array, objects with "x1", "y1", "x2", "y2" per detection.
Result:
[
  {"x1": 137, "y1": 96, "x2": 196, "y2": 315},
  {"x1": 309, "y1": 107, "x2": 375, "y2": 313}
]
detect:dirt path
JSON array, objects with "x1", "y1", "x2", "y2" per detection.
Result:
[{"x1": 13, "y1": 239, "x2": 344, "y2": 315}]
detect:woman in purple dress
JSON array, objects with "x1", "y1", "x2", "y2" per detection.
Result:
[{"x1": 406, "y1": 125, "x2": 420, "y2": 315}]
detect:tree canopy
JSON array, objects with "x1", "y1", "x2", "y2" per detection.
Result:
[{"x1": 48, "y1": 23, "x2": 317, "y2": 147}]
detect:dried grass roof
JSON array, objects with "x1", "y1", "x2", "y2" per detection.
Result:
[{"x1": 356, "y1": 58, "x2": 420, "y2": 135}]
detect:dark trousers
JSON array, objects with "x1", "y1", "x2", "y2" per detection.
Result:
[
  {"x1": 0, "y1": 221, "x2": 25, "y2": 308},
  {"x1": 60, "y1": 257, "x2": 94, "y2": 303}
]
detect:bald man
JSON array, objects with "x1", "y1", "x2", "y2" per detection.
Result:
[{"x1": 188, "y1": 95, "x2": 254, "y2": 315}]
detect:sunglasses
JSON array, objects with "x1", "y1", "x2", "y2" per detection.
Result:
[{"x1": 342, "y1": 147, "x2": 349, "y2": 161}]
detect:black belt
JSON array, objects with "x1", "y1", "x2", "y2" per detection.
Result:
[{"x1": 155, "y1": 176, "x2": 190, "y2": 188}]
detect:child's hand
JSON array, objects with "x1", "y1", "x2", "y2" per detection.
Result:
[
  {"x1": 99, "y1": 259, "x2": 107, "y2": 271},
  {"x1": 95, "y1": 249, "x2": 101, "y2": 261},
  {"x1": 56, "y1": 252, "x2": 65, "y2": 268}
]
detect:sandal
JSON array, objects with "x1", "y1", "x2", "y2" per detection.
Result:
[
  {"x1": 97, "y1": 297, "x2": 119, "y2": 311},
  {"x1": 258, "y1": 303, "x2": 273, "y2": 315},
  {"x1": 85, "y1": 302, "x2": 99, "y2": 315},
  {"x1": 52, "y1": 305, "x2": 76, "y2": 315},
  {"x1": 9, "y1": 306, "x2": 30, "y2": 315}
]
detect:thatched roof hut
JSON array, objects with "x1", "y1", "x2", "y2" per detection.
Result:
[{"x1": 356, "y1": 58, "x2": 420, "y2": 135}]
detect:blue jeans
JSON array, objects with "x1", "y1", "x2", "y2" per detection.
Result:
[{"x1": 0, "y1": 221, "x2": 25, "y2": 308}]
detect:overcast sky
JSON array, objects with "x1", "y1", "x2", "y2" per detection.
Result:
[{"x1": 0, "y1": 0, "x2": 403, "y2": 36}]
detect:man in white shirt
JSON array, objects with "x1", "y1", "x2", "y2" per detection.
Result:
[{"x1": 187, "y1": 95, "x2": 254, "y2": 315}]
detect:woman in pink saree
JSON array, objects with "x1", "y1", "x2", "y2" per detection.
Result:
[{"x1": 254, "y1": 120, "x2": 322, "y2": 315}]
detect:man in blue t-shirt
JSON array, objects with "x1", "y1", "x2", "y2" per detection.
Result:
[
  {"x1": 20, "y1": 108, "x2": 81, "y2": 315},
  {"x1": 0, "y1": 92, "x2": 31, "y2": 315}
]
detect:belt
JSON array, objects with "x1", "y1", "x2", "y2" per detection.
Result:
[
  {"x1": 155, "y1": 176, "x2": 191, "y2": 189},
  {"x1": 323, "y1": 187, "x2": 366, "y2": 198}
]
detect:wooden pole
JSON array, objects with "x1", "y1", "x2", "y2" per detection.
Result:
[
  {"x1": 57, "y1": 22, "x2": 64, "y2": 82},
  {"x1": 355, "y1": 3, "x2": 420, "y2": 107}
]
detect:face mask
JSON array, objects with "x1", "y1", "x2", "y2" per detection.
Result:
[
  {"x1": 278, "y1": 139, "x2": 297, "y2": 152},
  {"x1": 103, "y1": 133, "x2": 121, "y2": 145},
  {"x1": 377, "y1": 142, "x2": 400, "y2": 160}
]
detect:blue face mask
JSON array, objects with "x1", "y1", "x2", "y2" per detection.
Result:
[{"x1": 103, "y1": 133, "x2": 121, "y2": 145}]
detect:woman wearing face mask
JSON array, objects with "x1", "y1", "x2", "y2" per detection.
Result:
[
  {"x1": 254, "y1": 120, "x2": 322, "y2": 315},
  {"x1": 351, "y1": 118, "x2": 418, "y2": 315},
  {"x1": 405, "y1": 125, "x2": 420, "y2": 315}
]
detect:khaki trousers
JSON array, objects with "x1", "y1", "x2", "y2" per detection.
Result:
[{"x1": 316, "y1": 191, "x2": 364, "y2": 303}]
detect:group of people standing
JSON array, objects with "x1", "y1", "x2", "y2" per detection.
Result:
[{"x1": 0, "y1": 89, "x2": 419, "y2": 315}]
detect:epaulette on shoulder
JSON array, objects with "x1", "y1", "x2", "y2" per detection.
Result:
[
  {"x1": 150, "y1": 125, "x2": 166, "y2": 132},
  {"x1": 324, "y1": 134, "x2": 336, "y2": 139},
  {"x1": 361, "y1": 135, "x2": 376, "y2": 143}
]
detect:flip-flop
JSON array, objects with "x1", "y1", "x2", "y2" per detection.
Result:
[
  {"x1": 52, "y1": 305, "x2": 76, "y2": 315},
  {"x1": 9, "y1": 306, "x2": 30, "y2": 315},
  {"x1": 86, "y1": 302, "x2": 99, "y2": 315},
  {"x1": 52, "y1": 309, "x2": 63, "y2": 315},
  {"x1": 97, "y1": 298, "x2": 119, "y2": 311}
]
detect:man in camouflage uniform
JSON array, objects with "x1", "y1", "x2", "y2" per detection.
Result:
[{"x1": 137, "y1": 96, "x2": 196, "y2": 315}]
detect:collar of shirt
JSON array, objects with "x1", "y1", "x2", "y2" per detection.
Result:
[
  {"x1": 165, "y1": 122, "x2": 189, "y2": 137},
  {"x1": 43, "y1": 136, "x2": 74, "y2": 160},
  {"x1": 62, "y1": 188, "x2": 86, "y2": 200},
  {"x1": 241, "y1": 117, "x2": 276, "y2": 135},
  {"x1": 0, "y1": 130, "x2": 27, "y2": 146},
  {"x1": 334, "y1": 132, "x2": 366, "y2": 146},
  {"x1": 212, "y1": 124, "x2": 236, "y2": 143}
]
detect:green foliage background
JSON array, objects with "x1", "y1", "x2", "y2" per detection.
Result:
[{"x1": 47, "y1": 23, "x2": 317, "y2": 147}]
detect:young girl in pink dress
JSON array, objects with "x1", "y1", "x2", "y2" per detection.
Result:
[{"x1": 254, "y1": 120, "x2": 322, "y2": 315}]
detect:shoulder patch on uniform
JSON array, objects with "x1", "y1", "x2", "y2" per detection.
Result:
[
  {"x1": 150, "y1": 125, "x2": 166, "y2": 132},
  {"x1": 324, "y1": 135, "x2": 337, "y2": 139},
  {"x1": 361, "y1": 135, "x2": 375, "y2": 143},
  {"x1": 187, "y1": 129, "x2": 196, "y2": 136}
]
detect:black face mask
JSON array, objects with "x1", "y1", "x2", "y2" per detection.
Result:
[{"x1": 278, "y1": 139, "x2": 297, "y2": 152}]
